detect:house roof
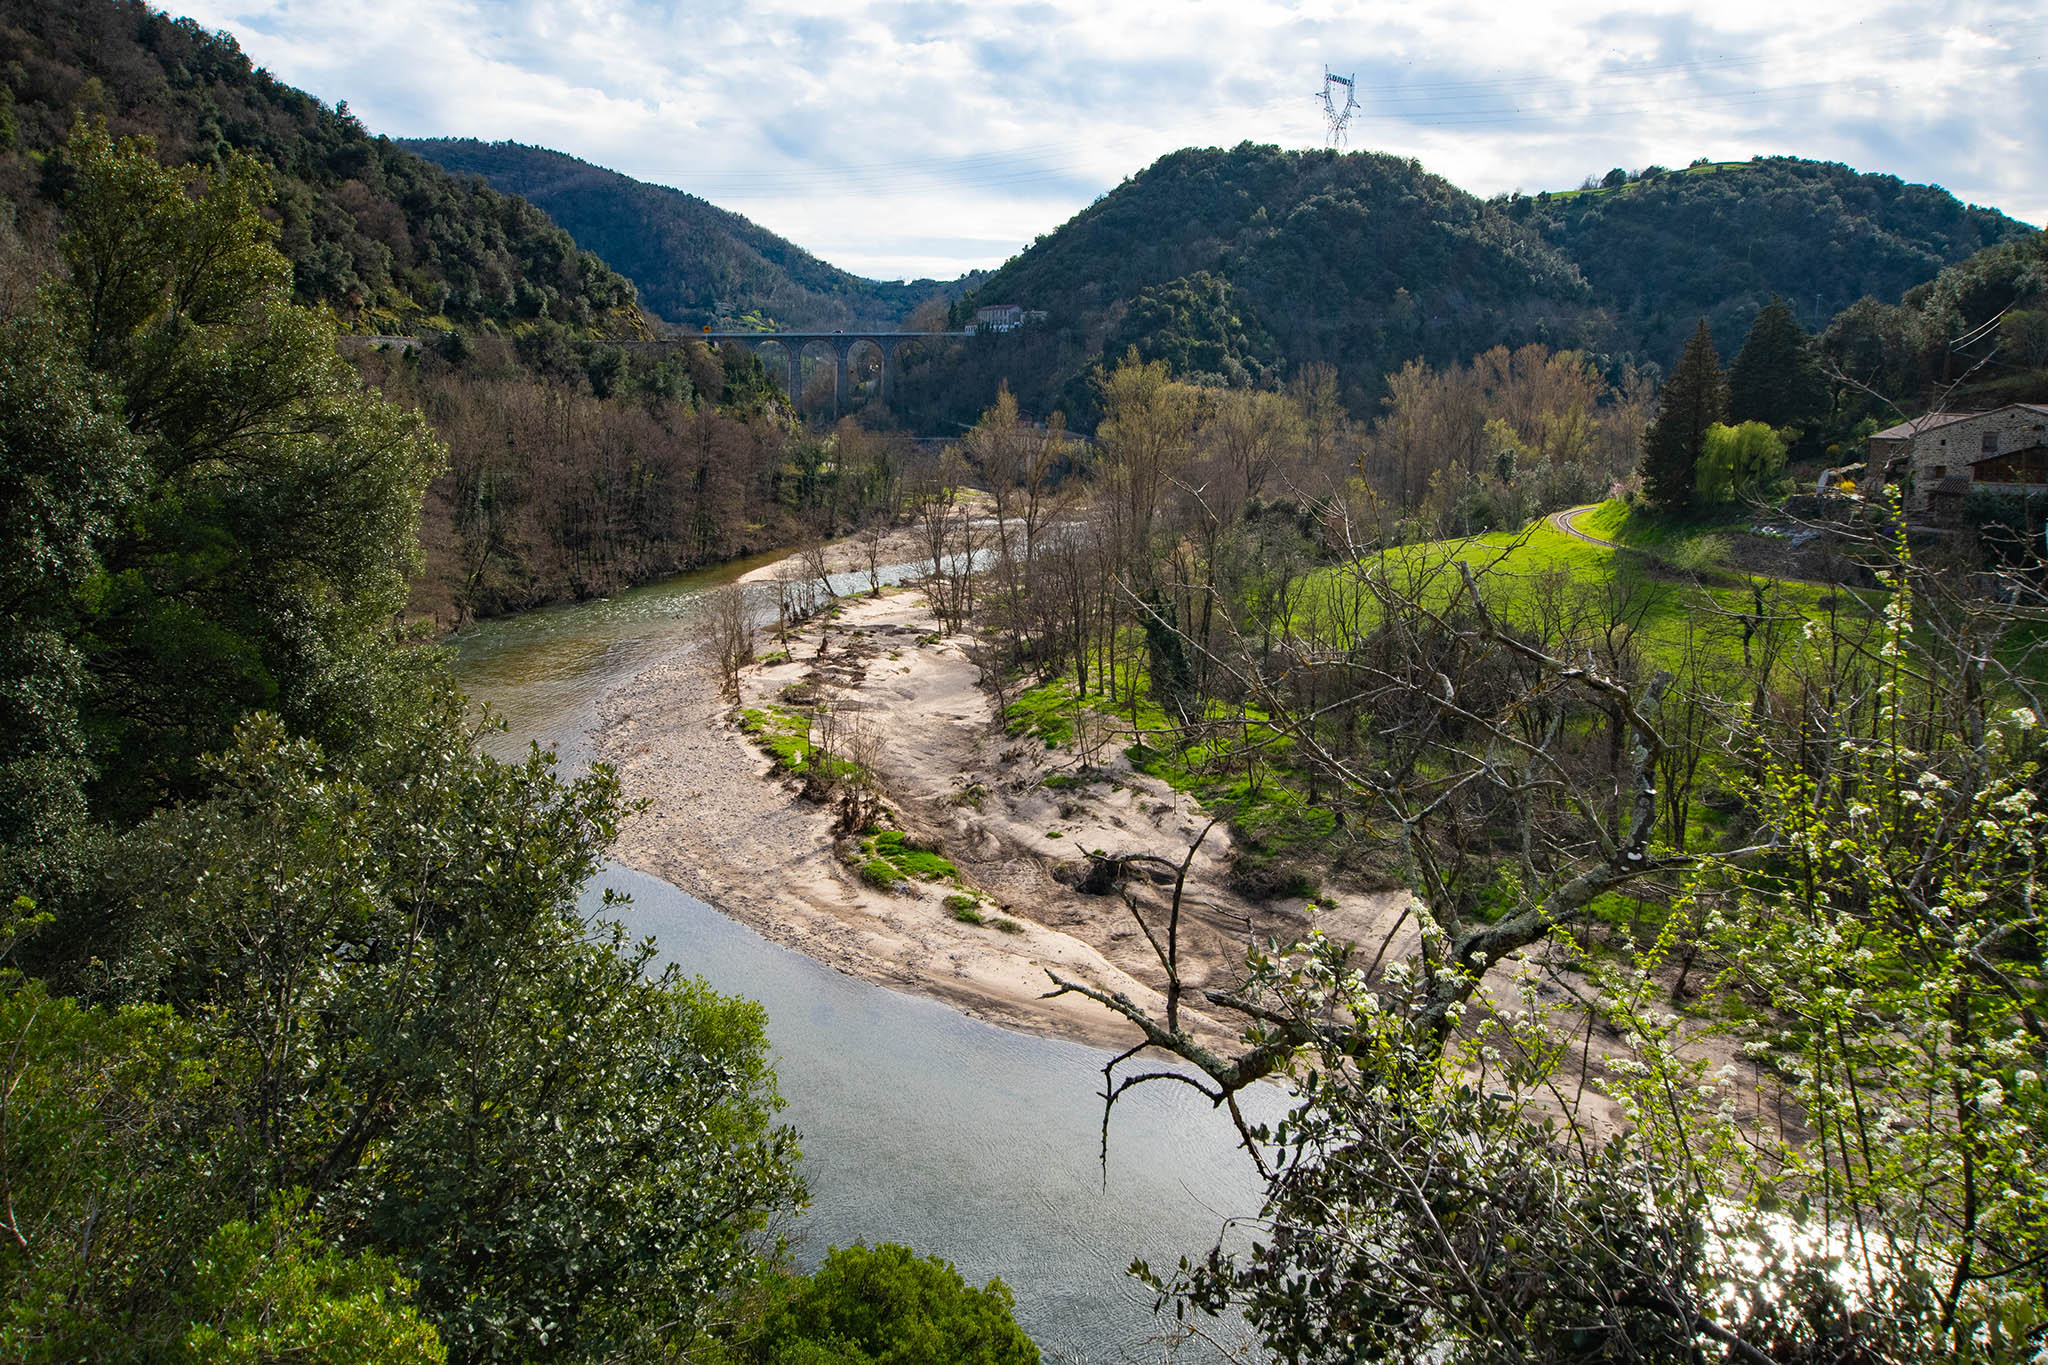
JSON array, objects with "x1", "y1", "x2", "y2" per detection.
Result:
[
  {"x1": 1871, "y1": 411, "x2": 1988, "y2": 441},
  {"x1": 1873, "y1": 403, "x2": 2048, "y2": 443}
]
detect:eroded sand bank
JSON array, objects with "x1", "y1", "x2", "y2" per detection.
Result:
[{"x1": 597, "y1": 569, "x2": 1414, "y2": 1052}]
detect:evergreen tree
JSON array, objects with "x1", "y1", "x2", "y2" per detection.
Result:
[
  {"x1": 1728, "y1": 295, "x2": 1830, "y2": 431},
  {"x1": 1639, "y1": 320, "x2": 1727, "y2": 514}
]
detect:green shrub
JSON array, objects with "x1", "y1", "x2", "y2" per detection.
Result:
[
  {"x1": 1665, "y1": 533, "x2": 1731, "y2": 576},
  {"x1": 750, "y1": 1242, "x2": 1039, "y2": 1365}
]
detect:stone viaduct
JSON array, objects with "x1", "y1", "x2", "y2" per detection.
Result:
[{"x1": 689, "y1": 330, "x2": 974, "y2": 415}]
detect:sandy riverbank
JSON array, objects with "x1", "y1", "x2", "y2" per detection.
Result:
[{"x1": 596, "y1": 569, "x2": 1416, "y2": 1052}]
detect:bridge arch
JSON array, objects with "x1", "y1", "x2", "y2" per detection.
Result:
[
  {"x1": 795, "y1": 338, "x2": 846, "y2": 419},
  {"x1": 743, "y1": 338, "x2": 799, "y2": 400},
  {"x1": 844, "y1": 337, "x2": 887, "y2": 410}
]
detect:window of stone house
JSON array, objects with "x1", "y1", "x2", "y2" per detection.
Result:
[
  {"x1": 1983, "y1": 431, "x2": 2000, "y2": 453},
  {"x1": 1932, "y1": 465, "x2": 1948, "y2": 480}
]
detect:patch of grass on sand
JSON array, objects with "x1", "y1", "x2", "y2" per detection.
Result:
[
  {"x1": 859, "y1": 859, "x2": 906, "y2": 890},
  {"x1": 738, "y1": 705, "x2": 864, "y2": 785},
  {"x1": 851, "y1": 828, "x2": 960, "y2": 890},
  {"x1": 738, "y1": 706, "x2": 814, "y2": 772},
  {"x1": 868, "y1": 829, "x2": 957, "y2": 881},
  {"x1": 1003, "y1": 681, "x2": 1075, "y2": 747}
]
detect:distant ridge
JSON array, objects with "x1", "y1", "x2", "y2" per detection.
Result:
[
  {"x1": 401, "y1": 139, "x2": 972, "y2": 330},
  {"x1": 1512, "y1": 156, "x2": 2033, "y2": 367}
]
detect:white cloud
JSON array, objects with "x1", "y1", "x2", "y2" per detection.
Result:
[{"x1": 177, "y1": 0, "x2": 2045, "y2": 280}]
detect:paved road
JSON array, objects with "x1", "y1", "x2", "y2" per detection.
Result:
[{"x1": 1546, "y1": 503, "x2": 1619, "y2": 548}]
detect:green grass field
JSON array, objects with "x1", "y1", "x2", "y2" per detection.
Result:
[
  {"x1": 1289, "y1": 501, "x2": 1860, "y2": 682},
  {"x1": 1539, "y1": 161, "x2": 1746, "y2": 203}
]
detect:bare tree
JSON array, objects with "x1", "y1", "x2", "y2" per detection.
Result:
[
  {"x1": 695, "y1": 582, "x2": 754, "y2": 701},
  {"x1": 798, "y1": 531, "x2": 837, "y2": 606},
  {"x1": 857, "y1": 518, "x2": 890, "y2": 597}
]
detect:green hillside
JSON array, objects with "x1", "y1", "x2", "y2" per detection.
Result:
[
  {"x1": 401, "y1": 138, "x2": 971, "y2": 329},
  {"x1": 0, "y1": 0, "x2": 641, "y2": 335},
  {"x1": 1514, "y1": 156, "x2": 2033, "y2": 369}
]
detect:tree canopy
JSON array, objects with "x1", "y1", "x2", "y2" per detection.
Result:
[
  {"x1": 1727, "y1": 295, "x2": 1830, "y2": 433},
  {"x1": 735, "y1": 1244, "x2": 1039, "y2": 1365},
  {"x1": 0, "y1": 114, "x2": 823, "y2": 1365},
  {"x1": 1639, "y1": 320, "x2": 1727, "y2": 513},
  {"x1": 1516, "y1": 156, "x2": 2030, "y2": 372}
]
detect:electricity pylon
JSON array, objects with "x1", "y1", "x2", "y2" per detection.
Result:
[{"x1": 1320, "y1": 67, "x2": 1359, "y2": 147}]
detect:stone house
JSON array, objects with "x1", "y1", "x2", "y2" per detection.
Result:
[
  {"x1": 973, "y1": 303, "x2": 1025, "y2": 332},
  {"x1": 971, "y1": 304, "x2": 1047, "y2": 333},
  {"x1": 1870, "y1": 404, "x2": 2048, "y2": 514}
]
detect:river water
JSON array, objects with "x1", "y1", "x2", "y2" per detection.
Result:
[{"x1": 447, "y1": 561, "x2": 1282, "y2": 1364}]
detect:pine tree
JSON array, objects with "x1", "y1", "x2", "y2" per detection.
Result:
[
  {"x1": 1640, "y1": 321, "x2": 1727, "y2": 514},
  {"x1": 1728, "y1": 296, "x2": 1830, "y2": 431}
]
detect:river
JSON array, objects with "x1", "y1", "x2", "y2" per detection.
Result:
[{"x1": 447, "y1": 560, "x2": 1282, "y2": 1364}]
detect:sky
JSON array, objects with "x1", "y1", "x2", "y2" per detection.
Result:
[{"x1": 178, "y1": 0, "x2": 2046, "y2": 283}]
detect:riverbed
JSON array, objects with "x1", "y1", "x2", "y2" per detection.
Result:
[{"x1": 448, "y1": 559, "x2": 1281, "y2": 1364}]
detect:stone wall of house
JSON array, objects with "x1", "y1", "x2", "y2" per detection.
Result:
[{"x1": 1906, "y1": 406, "x2": 2048, "y2": 510}]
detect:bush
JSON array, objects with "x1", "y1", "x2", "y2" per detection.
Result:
[
  {"x1": 750, "y1": 1243, "x2": 1038, "y2": 1365},
  {"x1": 1664, "y1": 533, "x2": 1731, "y2": 576}
]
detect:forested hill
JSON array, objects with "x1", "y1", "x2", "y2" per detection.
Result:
[
  {"x1": 1822, "y1": 223, "x2": 2048, "y2": 417},
  {"x1": 0, "y1": 0, "x2": 642, "y2": 336},
  {"x1": 401, "y1": 139, "x2": 969, "y2": 330},
  {"x1": 922, "y1": 143, "x2": 1597, "y2": 426},
  {"x1": 915, "y1": 144, "x2": 2031, "y2": 431},
  {"x1": 1512, "y1": 156, "x2": 2034, "y2": 369}
]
